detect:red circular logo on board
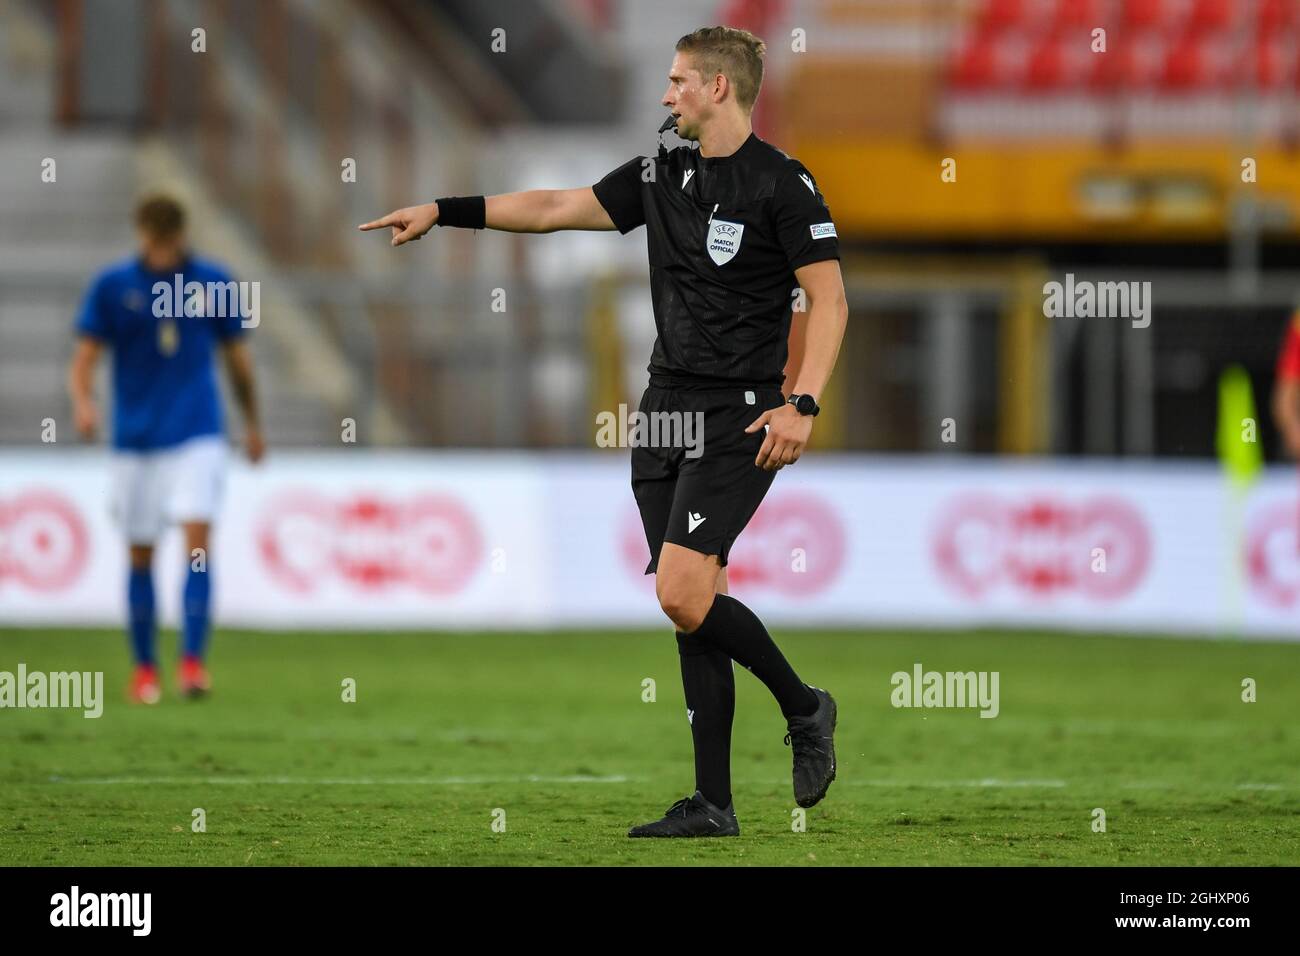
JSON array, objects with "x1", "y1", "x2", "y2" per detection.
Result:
[
  {"x1": 621, "y1": 493, "x2": 845, "y2": 597},
  {"x1": 1246, "y1": 500, "x2": 1300, "y2": 607},
  {"x1": 257, "y1": 491, "x2": 484, "y2": 595},
  {"x1": 0, "y1": 490, "x2": 91, "y2": 591},
  {"x1": 933, "y1": 494, "x2": 1150, "y2": 600}
]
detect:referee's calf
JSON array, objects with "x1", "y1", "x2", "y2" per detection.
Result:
[{"x1": 361, "y1": 25, "x2": 849, "y2": 839}]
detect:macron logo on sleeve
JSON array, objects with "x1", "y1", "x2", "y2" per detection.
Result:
[
  {"x1": 810, "y1": 222, "x2": 837, "y2": 240},
  {"x1": 682, "y1": 169, "x2": 695, "y2": 190},
  {"x1": 798, "y1": 173, "x2": 816, "y2": 194}
]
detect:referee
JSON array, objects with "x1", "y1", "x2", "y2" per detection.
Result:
[{"x1": 362, "y1": 26, "x2": 849, "y2": 838}]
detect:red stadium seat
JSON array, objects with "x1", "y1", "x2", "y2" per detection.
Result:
[
  {"x1": 1161, "y1": 34, "x2": 1234, "y2": 89},
  {"x1": 1026, "y1": 32, "x2": 1095, "y2": 90},
  {"x1": 1087, "y1": 40, "x2": 1119, "y2": 90},
  {"x1": 1249, "y1": 35, "x2": 1295, "y2": 90},
  {"x1": 1092, "y1": 32, "x2": 1167, "y2": 90},
  {"x1": 1026, "y1": 36, "x2": 1066, "y2": 88},
  {"x1": 952, "y1": 32, "x2": 1000, "y2": 89},
  {"x1": 953, "y1": 30, "x2": 1034, "y2": 89},
  {"x1": 1123, "y1": 0, "x2": 1179, "y2": 30},
  {"x1": 1257, "y1": 0, "x2": 1297, "y2": 33},
  {"x1": 1186, "y1": 0, "x2": 1236, "y2": 33},
  {"x1": 1161, "y1": 36, "x2": 1203, "y2": 88},
  {"x1": 979, "y1": 0, "x2": 1029, "y2": 30},
  {"x1": 1049, "y1": 0, "x2": 1106, "y2": 29}
]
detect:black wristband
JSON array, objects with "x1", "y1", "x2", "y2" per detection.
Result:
[{"x1": 434, "y1": 196, "x2": 486, "y2": 230}]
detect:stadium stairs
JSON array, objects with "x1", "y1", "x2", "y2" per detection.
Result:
[{"x1": 0, "y1": 0, "x2": 403, "y2": 448}]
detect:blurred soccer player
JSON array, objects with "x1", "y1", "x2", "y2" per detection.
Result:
[
  {"x1": 1272, "y1": 310, "x2": 1300, "y2": 459},
  {"x1": 362, "y1": 26, "x2": 848, "y2": 837},
  {"x1": 67, "y1": 196, "x2": 264, "y2": 703}
]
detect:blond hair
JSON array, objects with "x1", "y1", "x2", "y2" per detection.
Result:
[{"x1": 676, "y1": 26, "x2": 766, "y2": 112}]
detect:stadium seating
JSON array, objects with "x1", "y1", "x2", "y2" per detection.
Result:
[{"x1": 951, "y1": 0, "x2": 1298, "y2": 94}]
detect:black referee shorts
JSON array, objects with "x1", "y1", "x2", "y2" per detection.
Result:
[{"x1": 631, "y1": 382, "x2": 787, "y2": 574}]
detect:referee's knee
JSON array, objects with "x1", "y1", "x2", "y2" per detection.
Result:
[{"x1": 656, "y1": 581, "x2": 713, "y2": 634}]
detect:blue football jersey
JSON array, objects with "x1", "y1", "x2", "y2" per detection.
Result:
[{"x1": 75, "y1": 254, "x2": 247, "y2": 451}]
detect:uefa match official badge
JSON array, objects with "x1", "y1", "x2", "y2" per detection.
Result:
[{"x1": 707, "y1": 218, "x2": 745, "y2": 265}]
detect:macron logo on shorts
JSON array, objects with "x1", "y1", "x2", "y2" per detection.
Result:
[{"x1": 688, "y1": 512, "x2": 706, "y2": 533}]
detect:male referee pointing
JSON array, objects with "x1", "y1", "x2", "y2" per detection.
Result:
[{"x1": 361, "y1": 26, "x2": 848, "y2": 838}]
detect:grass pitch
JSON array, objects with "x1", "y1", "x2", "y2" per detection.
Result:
[{"x1": 0, "y1": 627, "x2": 1297, "y2": 866}]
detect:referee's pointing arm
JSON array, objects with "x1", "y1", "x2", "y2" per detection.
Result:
[
  {"x1": 360, "y1": 25, "x2": 851, "y2": 477},
  {"x1": 358, "y1": 188, "x2": 618, "y2": 246}
]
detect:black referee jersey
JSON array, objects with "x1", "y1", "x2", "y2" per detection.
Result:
[{"x1": 592, "y1": 131, "x2": 841, "y2": 389}]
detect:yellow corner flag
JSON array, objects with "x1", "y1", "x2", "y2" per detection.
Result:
[{"x1": 1216, "y1": 364, "x2": 1263, "y2": 488}]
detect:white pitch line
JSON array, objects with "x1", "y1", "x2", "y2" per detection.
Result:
[
  {"x1": 795, "y1": 779, "x2": 1296, "y2": 791},
  {"x1": 47, "y1": 774, "x2": 630, "y2": 786},
  {"x1": 42, "y1": 775, "x2": 1296, "y2": 791},
  {"x1": 1118, "y1": 781, "x2": 1296, "y2": 792},
  {"x1": 833, "y1": 778, "x2": 1068, "y2": 789},
  {"x1": 50, "y1": 775, "x2": 1068, "y2": 789},
  {"x1": 840, "y1": 780, "x2": 1296, "y2": 792}
]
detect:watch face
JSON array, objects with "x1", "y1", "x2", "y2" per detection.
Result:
[{"x1": 796, "y1": 394, "x2": 817, "y2": 415}]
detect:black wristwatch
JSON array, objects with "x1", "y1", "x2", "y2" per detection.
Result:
[{"x1": 787, "y1": 393, "x2": 820, "y2": 417}]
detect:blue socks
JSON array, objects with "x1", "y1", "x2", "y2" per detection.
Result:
[
  {"x1": 128, "y1": 562, "x2": 212, "y2": 665},
  {"x1": 127, "y1": 567, "x2": 156, "y2": 666},
  {"x1": 182, "y1": 564, "x2": 211, "y2": 661}
]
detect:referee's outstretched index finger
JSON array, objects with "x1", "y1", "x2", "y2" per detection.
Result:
[{"x1": 358, "y1": 212, "x2": 398, "y2": 231}]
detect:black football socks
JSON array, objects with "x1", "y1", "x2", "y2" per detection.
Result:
[
  {"x1": 676, "y1": 632, "x2": 735, "y2": 809},
  {"x1": 688, "y1": 593, "x2": 819, "y2": 719}
]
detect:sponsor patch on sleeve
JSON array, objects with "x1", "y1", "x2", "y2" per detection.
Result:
[{"x1": 809, "y1": 222, "x2": 837, "y2": 240}]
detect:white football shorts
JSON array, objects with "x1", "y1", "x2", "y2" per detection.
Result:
[{"x1": 110, "y1": 434, "x2": 228, "y2": 544}]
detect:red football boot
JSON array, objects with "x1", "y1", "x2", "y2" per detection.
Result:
[
  {"x1": 178, "y1": 656, "x2": 211, "y2": 698},
  {"x1": 129, "y1": 664, "x2": 161, "y2": 705}
]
